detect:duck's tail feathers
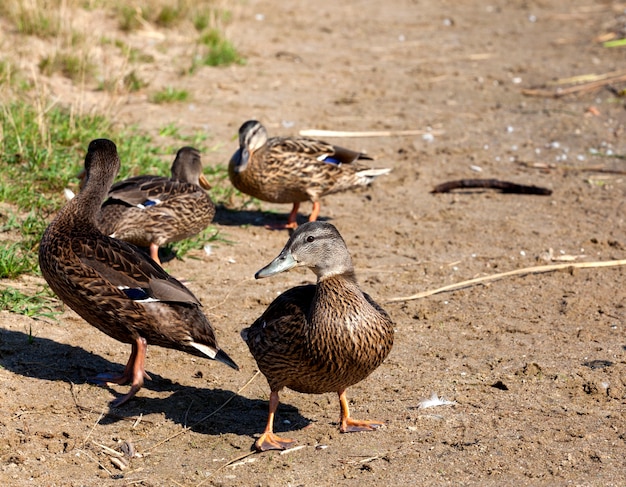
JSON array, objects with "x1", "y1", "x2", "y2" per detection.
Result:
[
  {"x1": 216, "y1": 349, "x2": 240, "y2": 370},
  {"x1": 190, "y1": 342, "x2": 239, "y2": 370},
  {"x1": 356, "y1": 167, "x2": 392, "y2": 184}
]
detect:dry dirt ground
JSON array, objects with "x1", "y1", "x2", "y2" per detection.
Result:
[{"x1": 1, "y1": 0, "x2": 626, "y2": 485}]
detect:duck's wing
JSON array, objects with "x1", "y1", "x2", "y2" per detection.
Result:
[
  {"x1": 269, "y1": 137, "x2": 372, "y2": 166},
  {"x1": 73, "y1": 234, "x2": 201, "y2": 306},
  {"x1": 105, "y1": 176, "x2": 178, "y2": 208},
  {"x1": 241, "y1": 285, "x2": 314, "y2": 362}
]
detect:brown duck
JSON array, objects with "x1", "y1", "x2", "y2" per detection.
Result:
[
  {"x1": 39, "y1": 139, "x2": 238, "y2": 407},
  {"x1": 97, "y1": 146, "x2": 214, "y2": 265},
  {"x1": 229, "y1": 120, "x2": 390, "y2": 229},
  {"x1": 241, "y1": 221, "x2": 394, "y2": 451}
]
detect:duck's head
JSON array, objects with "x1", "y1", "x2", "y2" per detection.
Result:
[
  {"x1": 82, "y1": 138, "x2": 121, "y2": 189},
  {"x1": 172, "y1": 146, "x2": 211, "y2": 189},
  {"x1": 231, "y1": 120, "x2": 268, "y2": 173},
  {"x1": 255, "y1": 221, "x2": 354, "y2": 280}
]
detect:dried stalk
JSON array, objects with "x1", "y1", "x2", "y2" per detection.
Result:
[{"x1": 387, "y1": 259, "x2": 626, "y2": 303}]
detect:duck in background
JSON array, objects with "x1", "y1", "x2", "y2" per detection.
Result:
[
  {"x1": 229, "y1": 120, "x2": 390, "y2": 229},
  {"x1": 96, "y1": 146, "x2": 214, "y2": 265}
]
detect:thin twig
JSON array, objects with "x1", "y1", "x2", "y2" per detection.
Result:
[
  {"x1": 522, "y1": 72, "x2": 626, "y2": 97},
  {"x1": 92, "y1": 441, "x2": 124, "y2": 457},
  {"x1": 78, "y1": 448, "x2": 114, "y2": 476},
  {"x1": 387, "y1": 259, "x2": 626, "y2": 303},
  {"x1": 298, "y1": 129, "x2": 444, "y2": 138},
  {"x1": 74, "y1": 404, "x2": 154, "y2": 424},
  {"x1": 132, "y1": 413, "x2": 143, "y2": 429},
  {"x1": 195, "y1": 451, "x2": 258, "y2": 487},
  {"x1": 83, "y1": 409, "x2": 105, "y2": 446},
  {"x1": 546, "y1": 69, "x2": 626, "y2": 86},
  {"x1": 516, "y1": 161, "x2": 626, "y2": 175},
  {"x1": 145, "y1": 371, "x2": 261, "y2": 452}
]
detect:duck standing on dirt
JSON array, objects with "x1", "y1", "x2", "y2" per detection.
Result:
[
  {"x1": 95, "y1": 146, "x2": 215, "y2": 265},
  {"x1": 241, "y1": 221, "x2": 394, "y2": 451},
  {"x1": 39, "y1": 139, "x2": 238, "y2": 407},
  {"x1": 228, "y1": 120, "x2": 390, "y2": 229}
]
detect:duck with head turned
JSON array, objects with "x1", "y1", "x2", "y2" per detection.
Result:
[
  {"x1": 96, "y1": 146, "x2": 215, "y2": 266},
  {"x1": 39, "y1": 139, "x2": 238, "y2": 407},
  {"x1": 229, "y1": 120, "x2": 391, "y2": 229},
  {"x1": 241, "y1": 221, "x2": 394, "y2": 451}
]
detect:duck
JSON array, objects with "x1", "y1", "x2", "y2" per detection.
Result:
[
  {"x1": 96, "y1": 146, "x2": 215, "y2": 265},
  {"x1": 39, "y1": 139, "x2": 238, "y2": 407},
  {"x1": 229, "y1": 120, "x2": 390, "y2": 229},
  {"x1": 241, "y1": 221, "x2": 394, "y2": 451}
]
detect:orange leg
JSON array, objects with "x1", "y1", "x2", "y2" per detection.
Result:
[
  {"x1": 254, "y1": 390, "x2": 296, "y2": 451},
  {"x1": 91, "y1": 337, "x2": 152, "y2": 407},
  {"x1": 265, "y1": 203, "x2": 300, "y2": 230},
  {"x1": 338, "y1": 390, "x2": 383, "y2": 433},
  {"x1": 308, "y1": 201, "x2": 321, "y2": 222},
  {"x1": 149, "y1": 242, "x2": 162, "y2": 266}
]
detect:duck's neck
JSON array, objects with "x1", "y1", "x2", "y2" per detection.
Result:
[
  {"x1": 313, "y1": 272, "x2": 367, "y2": 317},
  {"x1": 318, "y1": 269, "x2": 358, "y2": 285},
  {"x1": 67, "y1": 174, "x2": 111, "y2": 228}
]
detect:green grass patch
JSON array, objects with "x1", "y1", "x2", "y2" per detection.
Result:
[
  {"x1": 39, "y1": 52, "x2": 95, "y2": 82},
  {"x1": 0, "y1": 101, "x2": 168, "y2": 279},
  {"x1": 158, "y1": 123, "x2": 208, "y2": 146},
  {"x1": 155, "y1": 5, "x2": 184, "y2": 28},
  {"x1": 98, "y1": 70, "x2": 148, "y2": 93},
  {"x1": 117, "y1": 4, "x2": 146, "y2": 32},
  {"x1": 169, "y1": 226, "x2": 232, "y2": 261},
  {"x1": 112, "y1": 39, "x2": 155, "y2": 63},
  {"x1": 0, "y1": 242, "x2": 37, "y2": 278},
  {"x1": 0, "y1": 100, "x2": 235, "y2": 280},
  {"x1": 0, "y1": 286, "x2": 58, "y2": 320},
  {"x1": 12, "y1": 7, "x2": 61, "y2": 38},
  {"x1": 0, "y1": 101, "x2": 175, "y2": 215},
  {"x1": 150, "y1": 86, "x2": 190, "y2": 104},
  {"x1": 198, "y1": 29, "x2": 244, "y2": 67}
]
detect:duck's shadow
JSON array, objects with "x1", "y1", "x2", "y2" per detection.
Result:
[
  {"x1": 0, "y1": 328, "x2": 307, "y2": 438},
  {"x1": 213, "y1": 205, "x2": 330, "y2": 228}
]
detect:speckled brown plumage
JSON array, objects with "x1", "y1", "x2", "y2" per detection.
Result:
[
  {"x1": 229, "y1": 120, "x2": 390, "y2": 228},
  {"x1": 98, "y1": 146, "x2": 215, "y2": 264},
  {"x1": 39, "y1": 139, "x2": 237, "y2": 407},
  {"x1": 241, "y1": 222, "x2": 394, "y2": 451}
]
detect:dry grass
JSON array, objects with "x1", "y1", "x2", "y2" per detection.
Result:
[{"x1": 0, "y1": 0, "x2": 242, "y2": 114}]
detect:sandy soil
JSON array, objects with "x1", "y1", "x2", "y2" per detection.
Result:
[{"x1": 1, "y1": 0, "x2": 625, "y2": 485}]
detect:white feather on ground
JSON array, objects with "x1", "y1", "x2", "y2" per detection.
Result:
[{"x1": 417, "y1": 393, "x2": 456, "y2": 409}]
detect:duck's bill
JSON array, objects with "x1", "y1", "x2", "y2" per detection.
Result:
[
  {"x1": 199, "y1": 173, "x2": 212, "y2": 190},
  {"x1": 232, "y1": 148, "x2": 249, "y2": 173},
  {"x1": 255, "y1": 250, "x2": 297, "y2": 279}
]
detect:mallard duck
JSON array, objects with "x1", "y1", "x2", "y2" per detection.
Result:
[
  {"x1": 39, "y1": 139, "x2": 238, "y2": 407},
  {"x1": 241, "y1": 221, "x2": 394, "y2": 451},
  {"x1": 96, "y1": 146, "x2": 215, "y2": 265},
  {"x1": 229, "y1": 120, "x2": 390, "y2": 229}
]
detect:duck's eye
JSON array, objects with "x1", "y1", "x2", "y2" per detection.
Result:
[{"x1": 306, "y1": 235, "x2": 315, "y2": 243}]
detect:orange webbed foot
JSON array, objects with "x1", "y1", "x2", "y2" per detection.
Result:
[
  {"x1": 254, "y1": 432, "x2": 297, "y2": 452},
  {"x1": 340, "y1": 417, "x2": 384, "y2": 433}
]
